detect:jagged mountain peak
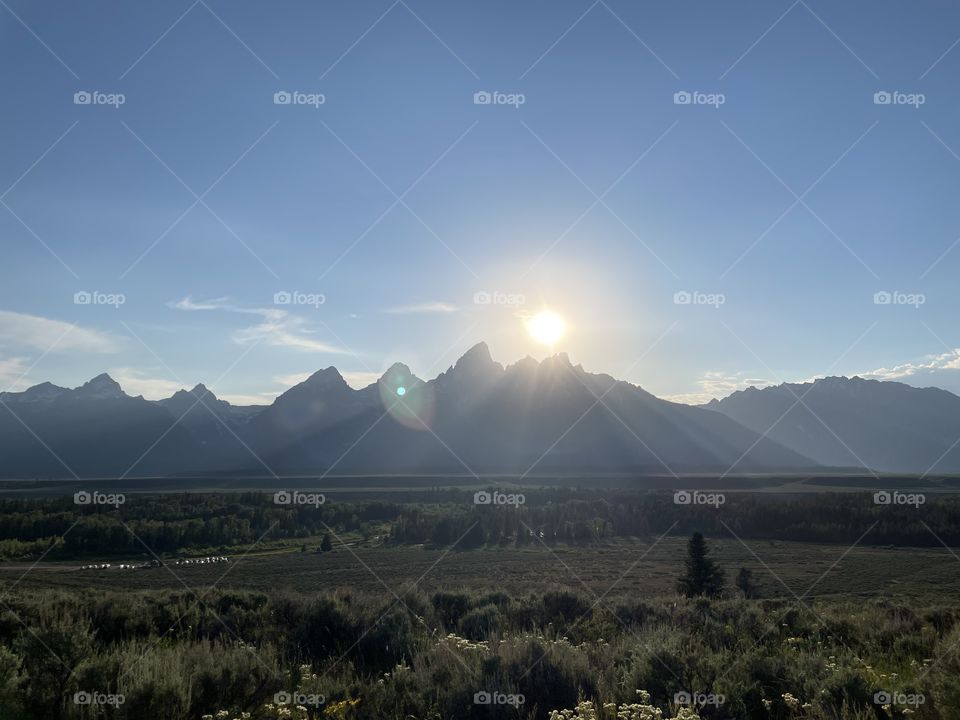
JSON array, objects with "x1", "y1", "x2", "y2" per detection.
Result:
[
  {"x1": 0, "y1": 381, "x2": 69, "y2": 404},
  {"x1": 379, "y1": 362, "x2": 419, "y2": 385},
  {"x1": 299, "y1": 366, "x2": 348, "y2": 390},
  {"x1": 165, "y1": 383, "x2": 215, "y2": 398},
  {"x1": 457, "y1": 341, "x2": 493, "y2": 365},
  {"x1": 441, "y1": 342, "x2": 503, "y2": 383},
  {"x1": 267, "y1": 368, "x2": 353, "y2": 412},
  {"x1": 76, "y1": 373, "x2": 125, "y2": 399},
  {"x1": 510, "y1": 355, "x2": 539, "y2": 371},
  {"x1": 542, "y1": 351, "x2": 573, "y2": 368}
]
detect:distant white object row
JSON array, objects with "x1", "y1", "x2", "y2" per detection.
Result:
[{"x1": 79, "y1": 556, "x2": 229, "y2": 571}]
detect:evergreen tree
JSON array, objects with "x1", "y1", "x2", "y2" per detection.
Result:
[
  {"x1": 677, "y1": 532, "x2": 725, "y2": 597},
  {"x1": 735, "y1": 567, "x2": 757, "y2": 598}
]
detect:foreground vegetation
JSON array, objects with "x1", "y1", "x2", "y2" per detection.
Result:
[
  {"x1": 0, "y1": 585, "x2": 957, "y2": 720},
  {"x1": 1, "y1": 491, "x2": 958, "y2": 718}
]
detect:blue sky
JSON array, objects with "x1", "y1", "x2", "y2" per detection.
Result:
[{"x1": 2, "y1": 0, "x2": 960, "y2": 404}]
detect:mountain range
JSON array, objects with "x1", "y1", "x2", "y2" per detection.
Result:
[
  {"x1": 703, "y1": 376, "x2": 960, "y2": 474},
  {"x1": 0, "y1": 342, "x2": 958, "y2": 478}
]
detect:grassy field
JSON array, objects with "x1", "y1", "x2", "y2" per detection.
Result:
[{"x1": 5, "y1": 536, "x2": 959, "y2": 602}]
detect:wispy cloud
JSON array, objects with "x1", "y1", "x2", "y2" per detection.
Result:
[
  {"x1": 220, "y1": 370, "x2": 381, "y2": 405},
  {"x1": 0, "y1": 310, "x2": 120, "y2": 354},
  {"x1": 860, "y1": 348, "x2": 960, "y2": 381},
  {"x1": 0, "y1": 357, "x2": 33, "y2": 392},
  {"x1": 233, "y1": 316, "x2": 348, "y2": 354},
  {"x1": 107, "y1": 368, "x2": 183, "y2": 400},
  {"x1": 342, "y1": 370, "x2": 381, "y2": 388},
  {"x1": 668, "y1": 347, "x2": 960, "y2": 406},
  {"x1": 274, "y1": 369, "x2": 380, "y2": 391},
  {"x1": 383, "y1": 301, "x2": 457, "y2": 315},
  {"x1": 663, "y1": 371, "x2": 774, "y2": 405},
  {"x1": 171, "y1": 297, "x2": 237, "y2": 313},
  {"x1": 218, "y1": 392, "x2": 274, "y2": 406},
  {"x1": 170, "y1": 297, "x2": 350, "y2": 355},
  {"x1": 274, "y1": 372, "x2": 312, "y2": 388}
]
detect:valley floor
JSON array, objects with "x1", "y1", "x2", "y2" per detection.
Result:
[{"x1": 5, "y1": 536, "x2": 960, "y2": 602}]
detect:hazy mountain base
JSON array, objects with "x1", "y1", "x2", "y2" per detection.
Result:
[{"x1": 0, "y1": 587, "x2": 955, "y2": 720}]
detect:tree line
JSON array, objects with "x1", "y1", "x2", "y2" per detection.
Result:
[{"x1": 0, "y1": 489, "x2": 958, "y2": 560}]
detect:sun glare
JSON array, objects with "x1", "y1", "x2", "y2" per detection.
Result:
[{"x1": 526, "y1": 311, "x2": 567, "y2": 346}]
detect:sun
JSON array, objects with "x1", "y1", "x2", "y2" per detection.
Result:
[{"x1": 526, "y1": 310, "x2": 567, "y2": 346}]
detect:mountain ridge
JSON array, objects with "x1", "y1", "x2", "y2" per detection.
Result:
[
  {"x1": 2, "y1": 345, "x2": 958, "y2": 477},
  {"x1": 704, "y1": 375, "x2": 960, "y2": 473}
]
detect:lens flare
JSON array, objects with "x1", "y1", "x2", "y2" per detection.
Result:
[{"x1": 378, "y1": 366, "x2": 433, "y2": 430}]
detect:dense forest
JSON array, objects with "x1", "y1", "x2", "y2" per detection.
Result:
[{"x1": 0, "y1": 490, "x2": 956, "y2": 560}]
